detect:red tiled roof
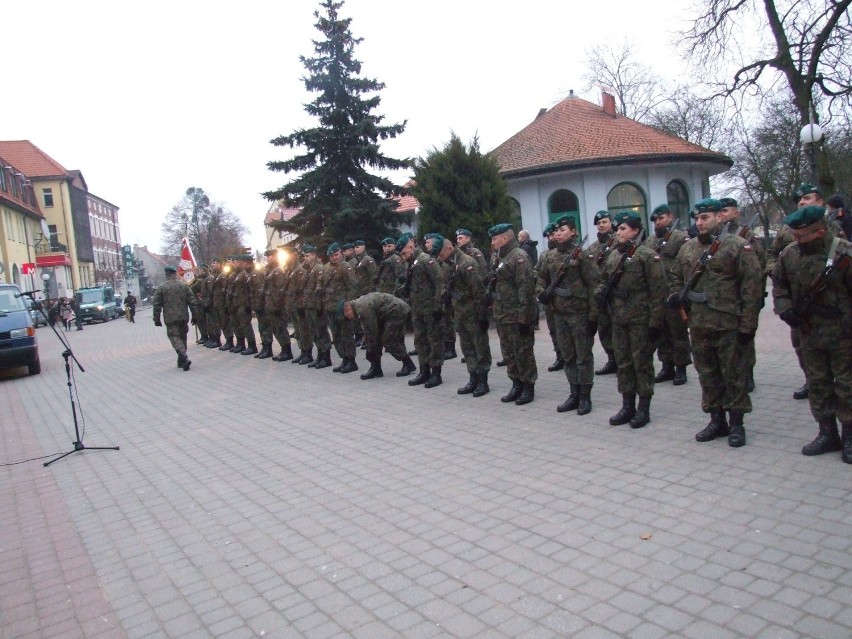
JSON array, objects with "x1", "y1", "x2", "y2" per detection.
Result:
[
  {"x1": 490, "y1": 97, "x2": 732, "y2": 178},
  {"x1": 394, "y1": 193, "x2": 419, "y2": 213},
  {"x1": 0, "y1": 140, "x2": 69, "y2": 179},
  {"x1": 265, "y1": 202, "x2": 301, "y2": 224}
]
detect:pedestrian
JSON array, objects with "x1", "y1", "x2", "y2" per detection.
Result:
[
  {"x1": 70, "y1": 296, "x2": 83, "y2": 331},
  {"x1": 60, "y1": 299, "x2": 75, "y2": 331},
  {"x1": 669, "y1": 198, "x2": 763, "y2": 447},
  {"x1": 343, "y1": 292, "x2": 415, "y2": 379},
  {"x1": 152, "y1": 265, "x2": 200, "y2": 371},
  {"x1": 595, "y1": 211, "x2": 666, "y2": 428},
  {"x1": 488, "y1": 224, "x2": 538, "y2": 405},
  {"x1": 124, "y1": 290, "x2": 138, "y2": 323},
  {"x1": 518, "y1": 229, "x2": 539, "y2": 264},
  {"x1": 772, "y1": 205, "x2": 852, "y2": 463}
]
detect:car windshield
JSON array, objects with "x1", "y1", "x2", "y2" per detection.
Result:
[
  {"x1": 0, "y1": 289, "x2": 27, "y2": 313},
  {"x1": 76, "y1": 290, "x2": 103, "y2": 303}
]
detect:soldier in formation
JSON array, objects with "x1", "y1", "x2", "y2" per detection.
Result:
[
  {"x1": 587, "y1": 211, "x2": 618, "y2": 376},
  {"x1": 536, "y1": 223, "x2": 564, "y2": 373}
]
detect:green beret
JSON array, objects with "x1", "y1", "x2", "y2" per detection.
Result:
[
  {"x1": 423, "y1": 232, "x2": 438, "y2": 240},
  {"x1": 264, "y1": 249, "x2": 276, "y2": 257},
  {"x1": 354, "y1": 240, "x2": 365, "y2": 246},
  {"x1": 613, "y1": 211, "x2": 643, "y2": 228},
  {"x1": 784, "y1": 205, "x2": 825, "y2": 229},
  {"x1": 456, "y1": 228, "x2": 472, "y2": 237},
  {"x1": 487, "y1": 223, "x2": 513, "y2": 237},
  {"x1": 164, "y1": 265, "x2": 177, "y2": 274},
  {"x1": 381, "y1": 237, "x2": 396, "y2": 246},
  {"x1": 395, "y1": 232, "x2": 414, "y2": 252},
  {"x1": 719, "y1": 197, "x2": 738, "y2": 209},
  {"x1": 692, "y1": 198, "x2": 723, "y2": 215},
  {"x1": 429, "y1": 234, "x2": 445, "y2": 256},
  {"x1": 241, "y1": 254, "x2": 254, "y2": 262},
  {"x1": 342, "y1": 242, "x2": 354, "y2": 250},
  {"x1": 593, "y1": 210, "x2": 612, "y2": 223},
  {"x1": 326, "y1": 242, "x2": 341, "y2": 256},
  {"x1": 301, "y1": 243, "x2": 316, "y2": 254},
  {"x1": 543, "y1": 223, "x2": 555, "y2": 237},
  {"x1": 793, "y1": 183, "x2": 822, "y2": 199},
  {"x1": 650, "y1": 204, "x2": 672, "y2": 220},
  {"x1": 553, "y1": 214, "x2": 575, "y2": 229}
]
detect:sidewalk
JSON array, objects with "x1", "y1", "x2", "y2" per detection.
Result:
[{"x1": 1, "y1": 307, "x2": 850, "y2": 638}]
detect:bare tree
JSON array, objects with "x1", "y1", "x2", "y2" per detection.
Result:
[
  {"x1": 648, "y1": 86, "x2": 730, "y2": 151},
  {"x1": 582, "y1": 40, "x2": 667, "y2": 121},
  {"x1": 160, "y1": 187, "x2": 248, "y2": 263}
]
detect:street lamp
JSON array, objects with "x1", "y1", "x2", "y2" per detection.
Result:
[
  {"x1": 41, "y1": 272, "x2": 51, "y2": 300},
  {"x1": 800, "y1": 120, "x2": 824, "y2": 184}
]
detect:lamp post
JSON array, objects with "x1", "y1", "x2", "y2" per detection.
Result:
[
  {"x1": 799, "y1": 120, "x2": 824, "y2": 185},
  {"x1": 41, "y1": 272, "x2": 51, "y2": 301}
]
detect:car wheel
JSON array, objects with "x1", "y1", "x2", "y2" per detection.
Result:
[{"x1": 28, "y1": 357, "x2": 41, "y2": 375}]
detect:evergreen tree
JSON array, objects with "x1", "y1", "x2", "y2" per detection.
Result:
[
  {"x1": 411, "y1": 134, "x2": 516, "y2": 249},
  {"x1": 264, "y1": 0, "x2": 410, "y2": 251}
]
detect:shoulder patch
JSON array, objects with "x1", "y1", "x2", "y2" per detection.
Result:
[
  {"x1": 744, "y1": 245, "x2": 752, "y2": 251},
  {"x1": 653, "y1": 255, "x2": 661, "y2": 261},
  {"x1": 466, "y1": 266, "x2": 474, "y2": 270}
]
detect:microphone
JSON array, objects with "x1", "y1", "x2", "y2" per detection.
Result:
[{"x1": 14, "y1": 290, "x2": 42, "y2": 298}]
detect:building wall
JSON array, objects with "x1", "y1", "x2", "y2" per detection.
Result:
[{"x1": 0, "y1": 205, "x2": 41, "y2": 290}]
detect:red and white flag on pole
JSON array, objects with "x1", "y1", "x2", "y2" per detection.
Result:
[{"x1": 177, "y1": 237, "x2": 197, "y2": 284}]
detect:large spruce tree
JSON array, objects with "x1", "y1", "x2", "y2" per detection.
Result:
[{"x1": 264, "y1": 0, "x2": 410, "y2": 250}]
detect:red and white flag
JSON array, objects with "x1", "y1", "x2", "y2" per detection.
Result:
[{"x1": 177, "y1": 237, "x2": 197, "y2": 284}]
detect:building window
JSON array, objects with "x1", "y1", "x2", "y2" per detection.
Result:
[
  {"x1": 666, "y1": 180, "x2": 690, "y2": 226},
  {"x1": 547, "y1": 189, "x2": 582, "y2": 237},
  {"x1": 42, "y1": 188, "x2": 54, "y2": 208},
  {"x1": 607, "y1": 182, "x2": 647, "y2": 229}
]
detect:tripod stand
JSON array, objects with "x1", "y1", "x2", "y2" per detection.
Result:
[{"x1": 17, "y1": 292, "x2": 120, "y2": 466}]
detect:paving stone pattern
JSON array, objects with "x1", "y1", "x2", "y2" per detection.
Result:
[{"x1": 1, "y1": 306, "x2": 850, "y2": 638}]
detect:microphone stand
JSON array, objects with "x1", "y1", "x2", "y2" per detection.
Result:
[{"x1": 17, "y1": 292, "x2": 120, "y2": 466}]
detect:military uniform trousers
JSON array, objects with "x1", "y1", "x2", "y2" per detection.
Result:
[
  {"x1": 206, "y1": 308, "x2": 220, "y2": 340},
  {"x1": 690, "y1": 327, "x2": 752, "y2": 413},
  {"x1": 612, "y1": 321, "x2": 656, "y2": 397},
  {"x1": 236, "y1": 307, "x2": 256, "y2": 347},
  {"x1": 544, "y1": 304, "x2": 559, "y2": 354},
  {"x1": 443, "y1": 304, "x2": 456, "y2": 343},
  {"x1": 800, "y1": 330, "x2": 852, "y2": 423},
  {"x1": 598, "y1": 310, "x2": 613, "y2": 353},
  {"x1": 328, "y1": 311, "x2": 356, "y2": 359},
  {"x1": 166, "y1": 321, "x2": 189, "y2": 358},
  {"x1": 455, "y1": 308, "x2": 491, "y2": 375},
  {"x1": 269, "y1": 310, "x2": 290, "y2": 350},
  {"x1": 368, "y1": 315, "x2": 408, "y2": 361},
  {"x1": 655, "y1": 308, "x2": 692, "y2": 366},
  {"x1": 292, "y1": 309, "x2": 311, "y2": 351},
  {"x1": 555, "y1": 312, "x2": 595, "y2": 385},
  {"x1": 228, "y1": 305, "x2": 245, "y2": 342},
  {"x1": 194, "y1": 312, "x2": 209, "y2": 340},
  {"x1": 496, "y1": 321, "x2": 537, "y2": 384},
  {"x1": 216, "y1": 307, "x2": 232, "y2": 341},
  {"x1": 412, "y1": 310, "x2": 444, "y2": 368},
  {"x1": 308, "y1": 309, "x2": 332, "y2": 353},
  {"x1": 256, "y1": 310, "x2": 273, "y2": 346}
]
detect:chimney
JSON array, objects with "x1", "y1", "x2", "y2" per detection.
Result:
[
  {"x1": 601, "y1": 90, "x2": 617, "y2": 117},
  {"x1": 535, "y1": 107, "x2": 548, "y2": 120}
]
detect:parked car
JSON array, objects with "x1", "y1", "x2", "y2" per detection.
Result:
[
  {"x1": 114, "y1": 295, "x2": 125, "y2": 317},
  {"x1": 74, "y1": 286, "x2": 118, "y2": 322},
  {"x1": 0, "y1": 283, "x2": 40, "y2": 375},
  {"x1": 26, "y1": 298, "x2": 48, "y2": 327}
]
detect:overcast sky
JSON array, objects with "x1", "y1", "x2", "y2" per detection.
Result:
[{"x1": 2, "y1": 0, "x2": 695, "y2": 253}]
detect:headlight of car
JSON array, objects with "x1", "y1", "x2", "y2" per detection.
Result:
[
  {"x1": 96, "y1": 305, "x2": 104, "y2": 310},
  {"x1": 11, "y1": 327, "x2": 35, "y2": 338}
]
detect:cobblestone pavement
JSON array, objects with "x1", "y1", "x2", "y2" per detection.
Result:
[{"x1": 2, "y1": 306, "x2": 850, "y2": 639}]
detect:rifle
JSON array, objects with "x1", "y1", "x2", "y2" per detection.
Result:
[
  {"x1": 539, "y1": 235, "x2": 587, "y2": 304},
  {"x1": 597, "y1": 240, "x2": 639, "y2": 310},
  {"x1": 654, "y1": 218, "x2": 681, "y2": 253},
  {"x1": 476, "y1": 250, "x2": 500, "y2": 318},
  {"x1": 736, "y1": 212, "x2": 762, "y2": 240},
  {"x1": 670, "y1": 225, "x2": 731, "y2": 321},
  {"x1": 595, "y1": 234, "x2": 616, "y2": 267},
  {"x1": 791, "y1": 241, "x2": 851, "y2": 331},
  {"x1": 442, "y1": 260, "x2": 457, "y2": 308}
]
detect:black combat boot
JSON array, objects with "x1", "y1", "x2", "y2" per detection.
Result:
[
  {"x1": 339, "y1": 357, "x2": 358, "y2": 374},
  {"x1": 443, "y1": 341, "x2": 457, "y2": 360},
  {"x1": 206, "y1": 338, "x2": 221, "y2": 348},
  {"x1": 842, "y1": 422, "x2": 852, "y2": 464},
  {"x1": 408, "y1": 364, "x2": 431, "y2": 386},
  {"x1": 177, "y1": 354, "x2": 185, "y2": 369},
  {"x1": 801, "y1": 416, "x2": 843, "y2": 456},
  {"x1": 181, "y1": 356, "x2": 192, "y2": 371},
  {"x1": 793, "y1": 382, "x2": 809, "y2": 400},
  {"x1": 695, "y1": 408, "x2": 729, "y2": 442},
  {"x1": 278, "y1": 343, "x2": 294, "y2": 362},
  {"x1": 425, "y1": 365, "x2": 442, "y2": 388},
  {"x1": 547, "y1": 356, "x2": 565, "y2": 372},
  {"x1": 299, "y1": 349, "x2": 314, "y2": 365},
  {"x1": 257, "y1": 344, "x2": 273, "y2": 359},
  {"x1": 219, "y1": 337, "x2": 234, "y2": 351},
  {"x1": 396, "y1": 356, "x2": 416, "y2": 377},
  {"x1": 501, "y1": 379, "x2": 523, "y2": 402},
  {"x1": 242, "y1": 342, "x2": 259, "y2": 356},
  {"x1": 654, "y1": 362, "x2": 675, "y2": 383},
  {"x1": 230, "y1": 340, "x2": 246, "y2": 354},
  {"x1": 595, "y1": 351, "x2": 617, "y2": 375},
  {"x1": 728, "y1": 411, "x2": 746, "y2": 447},
  {"x1": 673, "y1": 365, "x2": 688, "y2": 386},
  {"x1": 630, "y1": 396, "x2": 651, "y2": 429},
  {"x1": 609, "y1": 394, "x2": 636, "y2": 425},
  {"x1": 577, "y1": 384, "x2": 593, "y2": 416},
  {"x1": 747, "y1": 370, "x2": 755, "y2": 393},
  {"x1": 557, "y1": 384, "x2": 580, "y2": 413},
  {"x1": 360, "y1": 356, "x2": 383, "y2": 380},
  {"x1": 314, "y1": 351, "x2": 332, "y2": 369},
  {"x1": 472, "y1": 371, "x2": 490, "y2": 397},
  {"x1": 515, "y1": 382, "x2": 535, "y2": 405},
  {"x1": 457, "y1": 373, "x2": 479, "y2": 395}
]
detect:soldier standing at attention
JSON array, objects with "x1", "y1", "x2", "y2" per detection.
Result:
[
  {"x1": 376, "y1": 238, "x2": 403, "y2": 294},
  {"x1": 251, "y1": 252, "x2": 273, "y2": 359},
  {"x1": 288, "y1": 249, "x2": 313, "y2": 365},
  {"x1": 234, "y1": 255, "x2": 259, "y2": 356},
  {"x1": 398, "y1": 232, "x2": 445, "y2": 388},
  {"x1": 202, "y1": 261, "x2": 219, "y2": 347},
  {"x1": 456, "y1": 229, "x2": 488, "y2": 280},
  {"x1": 225, "y1": 257, "x2": 246, "y2": 353},
  {"x1": 319, "y1": 243, "x2": 358, "y2": 373},
  {"x1": 773, "y1": 205, "x2": 852, "y2": 463},
  {"x1": 643, "y1": 204, "x2": 691, "y2": 386},
  {"x1": 265, "y1": 249, "x2": 294, "y2": 361},
  {"x1": 489, "y1": 224, "x2": 538, "y2": 406},
  {"x1": 538, "y1": 215, "x2": 599, "y2": 415},
  {"x1": 669, "y1": 198, "x2": 762, "y2": 447},
  {"x1": 213, "y1": 258, "x2": 234, "y2": 351},
  {"x1": 342, "y1": 243, "x2": 357, "y2": 266},
  {"x1": 153, "y1": 265, "x2": 200, "y2": 371},
  {"x1": 303, "y1": 245, "x2": 333, "y2": 369},
  {"x1": 189, "y1": 263, "x2": 209, "y2": 345},
  {"x1": 344, "y1": 293, "x2": 415, "y2": 379},
  {"x1": 352, "y1": 240, "x2": 377, "y2": 347},
  {"x1": 437, "y1": 236, "x2": 491, "y2": 396},
  {"x1": 587, "y1": 211, "x2": 618, "y2": 376},
  {"x1": 595, "y1": 211, "x2": 666, "y2": 428},
  {"x1": 536, "y1": 224, "x2": 564, "y2": 373}
]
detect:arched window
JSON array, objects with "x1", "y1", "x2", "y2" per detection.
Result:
[
  {"x1": 508, "y1": 197, "x2": 522, "y2": 232},
  {"x1": 607, "y1": 182, "x2": 647, "y2": 228},
  {"x1": 547, "y1": 189, "x2": 581, "y2": 237},
  {"x1": 666, "y1": 179, "x2": 690, "y2": 226}
]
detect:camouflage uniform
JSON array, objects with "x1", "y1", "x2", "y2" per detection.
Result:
[
  {"x1": 440, "y1": 259, "x2": 458, "y2": 358},
  {"x1": 353, "y1": 252, "x2": 378, "y2": 296},
  {"x1": 152, "y1": 274, "x2": 200, "y2": 368},
  {"x1": 287, "y1": 261, "x2": 312, "y2": 361},
  {"x1": 250, "y1": 265, "x2": 271, "y2": 355},
  {"x1": 212, "y1": 266, "x2": 233, "y2": 348},
  {"x1": 232, "y1": 266, "x2": 257, "y2": 352},
  {"x1": 189, "y1": 274, "x2": 208, "y2": 343},
  {"x1": 319, "y1": 259, "x2": 356, "y2": 364},
  {"x1": 448, "y1": 247, "x2": 490, "y2": 391},
  {"x1": 305, "y1": 259, "x2": 332, "y2": 362},
  {"x1": 203, "y1": 269, "x2": 219, "y2": 345},
  {"x1": 460, "y1": 242, "x2": 488, "y2": 281},
  {"x1": 226, "y1": 267, "x2": 245, "y2": 349},
  {"x1": 407, "y1": 249, "x2": 445, "y2": 373},
  {"x1": 587, "y1": 232, "x2": 617, "y2": 373},
  {"x1": 376, "y1": 252, "x2": 405, "y2": 295},
  {"x1": 264, "y1": 260, "x2": 292, "y2": 360},
  {"x1": 773, "y1": 230, "x2": 852, "y2": 460},
  {"x1": 535, "y1": 241, "x2": 562, "y2": 369},
  {"x1": 350, "y1": 292, "x2": 411, "y2": 362}
]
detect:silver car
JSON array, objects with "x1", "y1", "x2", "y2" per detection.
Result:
[{"x1": 26, "y1": 299, "x2": 48, "y2": 328}]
